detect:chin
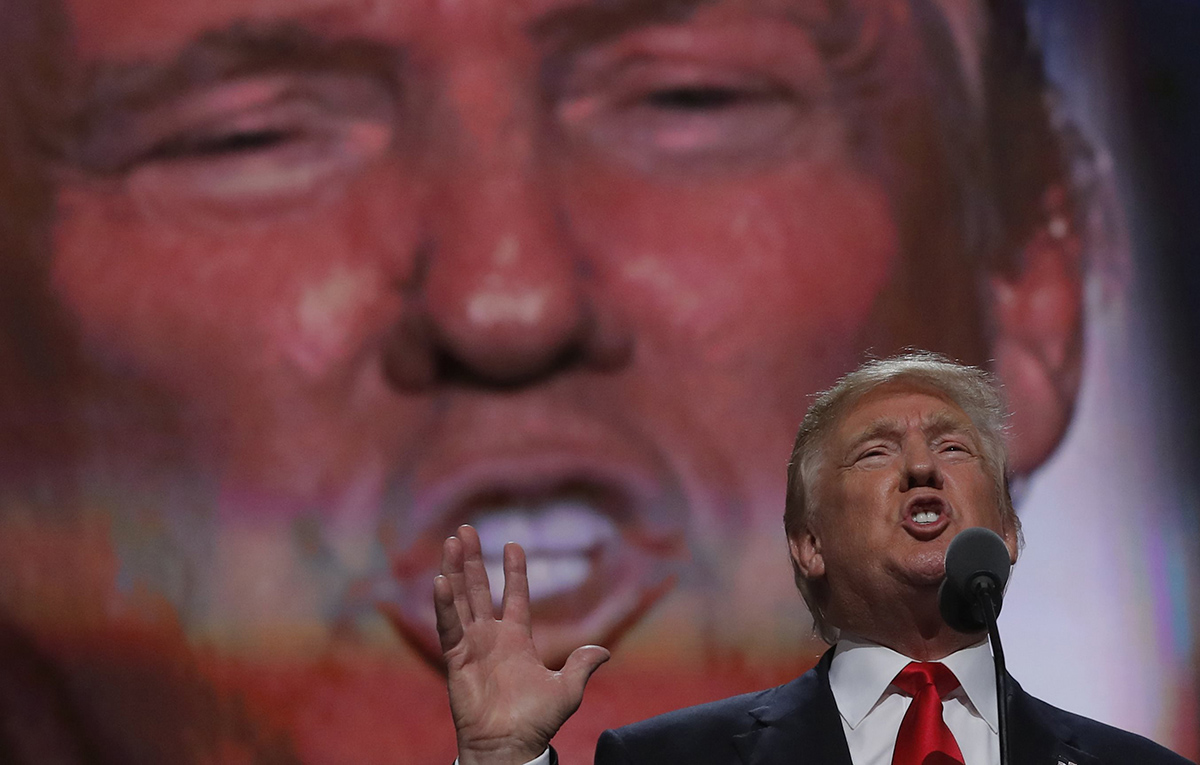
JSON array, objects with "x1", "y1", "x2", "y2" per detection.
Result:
[{"x1": 901, "y1": 548, "x2": 947, "y2": 587}]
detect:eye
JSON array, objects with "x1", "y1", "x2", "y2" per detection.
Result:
[
  {"x1": 854, "y1": 445, "x2": 891, "y2": 464},
  {"x1": 938, "y1": 441, "x2": 973, "y2": 457},
  {"x1": 558, "y1": 68, "x2": 822, "y2": 169},
  {"x1": 146, "y1": 126, "x2": 297, "y2": 161},
  {"x1": 84, "y1": 74, "x2": 398, "y2": 222},
  {"x1": 551, "y1": 24, "x2": 837, "y2": 173}
]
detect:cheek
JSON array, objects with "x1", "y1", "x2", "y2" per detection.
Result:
[
  {"x1": 50, "y1": 176, "x2": 415, "y2": 406},
  {"x1": 829, "y1": 471, "x2": 894, "y2": 534},
  {"x1": 569, "y1": 166, "x2": 899, "y2": 436},
  {"x1": 554, "y1": 164, "x2": 900, "y2": 509},
  {"x1": 973, "y1": 472, "x2": 1007, "y2": 526},
  {"x1": 944, "y1": 462, "x2": 1006, "y2": 528},
  {"x1": 567, "y1": 164, "x2": 900, "y2": 367}
]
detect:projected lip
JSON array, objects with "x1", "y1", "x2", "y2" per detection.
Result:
[
  {"x1": 472, "y1": 500, "x2": 619, "y2": 607},
  {"x1": 383, "y1": 456, "x2": 686, "y2": 668}
]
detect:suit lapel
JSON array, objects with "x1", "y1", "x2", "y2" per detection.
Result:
[
  {"x1": 731, "y1": 650, "x2": 853, "y2": 765},
  {"x1": 1006, "y1": 678, "x2": 1098, "y2": 765}
]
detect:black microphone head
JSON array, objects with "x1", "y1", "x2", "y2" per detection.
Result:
[{"x1": 938, "y1": 526, "x2": 1012, "y2": 633}]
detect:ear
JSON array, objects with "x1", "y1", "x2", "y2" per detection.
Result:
[
  {"x1": 789, "y1": 528, "x2": 825, "y2": 580},
  {"x1": 1001, "y1": 517, "x2": 1020, "y2": 565},
  {"x1": 989, "y1": 185, "x2": 1084, "y2": 475}
]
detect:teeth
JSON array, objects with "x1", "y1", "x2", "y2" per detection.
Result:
[
  {"x1": 472, "y1": 502, "x2": 618, "y2": 606},
  {"x1": 484, "y1": 558, "x2": 592, "y2": 605},
  {"x1": 912, "y1": 510, "x2": 939, "y2": 525}
]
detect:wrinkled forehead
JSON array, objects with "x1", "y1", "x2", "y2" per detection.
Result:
[
  {"x1": 60, "y1": 0, "x2": 810, "y2": 58},
  {"x1": 827, "y1": 379, "x2": 978, "y2": 448},
  {"x1": 61, "y1": 0, "x2": 985, "y2": 75}
]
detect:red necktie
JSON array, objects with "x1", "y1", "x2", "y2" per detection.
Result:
[{"x1": 890, "y1": 661, "x2": 966, "y2": 765}]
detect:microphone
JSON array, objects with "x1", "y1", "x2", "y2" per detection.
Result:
[
  {"x1": 938, "y1": 526, "x2": 1012, "y2": 633},
  {"x1": 939, "y1": 526, "x2": 1013, "y2": 765}
]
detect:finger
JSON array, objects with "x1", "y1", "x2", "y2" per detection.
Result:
[
  {"x1": 559, "y1": 645, "x2": 611, "y2": 711},
  {"x1": 432, "y1": 574, "x2": 464, "y2": 654},
  {"x1": 499, "y1": 541, "x2": 532, "y2": 633},
  {"x1": 441, "y1": 534, "x2": 475, "y2": 626},
  {"x1": 457, "y1": 524, "x2": 496, "y2": 621}
]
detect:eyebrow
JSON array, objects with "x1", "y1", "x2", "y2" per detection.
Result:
[
  {"x1": 849, "y1": 420, "x2": 904, "y2": 449},
  {"x1": 921, "y1": 411, "x2": 976, "y2": 440},
  {"x1": 847, "y1": 411, "x2": 975, "y2": 451},
  {"x1": 529, "y1": 0, "x2": 831, "y2": 55},
  {"x1": 61, "y1": 21, "x2": 404, "y2": 170},
  {"x1": 78, "y1": 22, "x2": 404, "y2": 108},
  {"x1": 529, "y1": 0, "x2": 838, "y2": 109},
  {"x1": 529, "y1": 0, "x2": 720, "y2": 51}
]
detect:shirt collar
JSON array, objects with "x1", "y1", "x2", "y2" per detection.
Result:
[
  {"x1": 828, "y1": 636, "x2": 998, "y2": 732},
  {"x1": 940, "y1": 638, "x2": 999, "y2": 732}
]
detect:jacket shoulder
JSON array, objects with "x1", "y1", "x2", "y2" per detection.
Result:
[
  {"x1": 594, "y1": 670, "x2": 823, "y2": 765},
  {"x1": 595, "y1": 684, "x2": 777, "y2": 763},
  {"x1": 1022, "y1": 693, "x2": 1195, "y2": 765}
]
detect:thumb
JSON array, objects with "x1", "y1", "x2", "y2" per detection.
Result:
[{"x1": 559, "y1": 645, "x2": 610, "y2": 700}]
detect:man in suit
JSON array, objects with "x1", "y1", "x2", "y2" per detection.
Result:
[{"x1": 434, "y1": 353, "x2": 1193, "y2": 765}]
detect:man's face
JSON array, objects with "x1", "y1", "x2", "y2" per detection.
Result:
[
  {"x1": 50, "y1": 0, "x2": 970, "y2": 663},
  {"x1": 794, "y1": 381, "x2": 1019, "y2": 635}
]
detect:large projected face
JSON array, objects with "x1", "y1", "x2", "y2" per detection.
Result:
[{"x1": 47, "y1": 0, "x2": 1080, "y2": 671}]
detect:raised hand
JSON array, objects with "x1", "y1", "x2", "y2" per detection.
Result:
[{"x1": 434, "y1": 525, "x2": 610, "y2": 765}]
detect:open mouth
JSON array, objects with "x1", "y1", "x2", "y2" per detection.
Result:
[
  {"x1": 381, "y1": 465, "x2": 686, "y2": 668},
  {"x1": 472, "y1": 496, "x2": 620, "y2": 607},
  {"x1": 912, "y1": 508, "x2": 940, "y2": 525},
  {"x1": 900, "y1": 496, "x2": 951, "y2": 540}
]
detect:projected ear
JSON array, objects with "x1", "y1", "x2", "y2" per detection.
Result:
[{"x1": 989, "y1": 185, "x2": 1084, "y2": 475}]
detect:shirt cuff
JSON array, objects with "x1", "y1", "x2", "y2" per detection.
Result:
[{"x1": 453, "y1": 749, "x2": 551, "y2": 765}]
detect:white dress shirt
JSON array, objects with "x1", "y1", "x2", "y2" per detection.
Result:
[
  {"x1": 829, "y1": 636, "x2": 1000, "y2": 765},
  {"x1": 485, "y1": 637, "x2": 999, "y2": 765}
]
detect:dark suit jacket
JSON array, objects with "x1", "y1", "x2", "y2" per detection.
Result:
[{"x1": 588, "y1": 650, "x2": 1195, "y2": 765}]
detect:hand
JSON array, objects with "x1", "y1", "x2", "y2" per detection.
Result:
[{"x1": 432, "y1": 525, "x2": 610, "y2": 765}]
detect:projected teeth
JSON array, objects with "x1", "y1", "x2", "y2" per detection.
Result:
[
  {"x1": 472, "y1": 501, "x2": 618, "y2": 606},
  {"x1": 912, "y1": 510, "x2": 939, "y2": 525}
]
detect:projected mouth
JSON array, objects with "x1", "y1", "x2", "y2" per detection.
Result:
[
  {"x1": 381, "y1": 460, "x2": 686, "y2": 669},
  {"x1": 471, "y1": 500, "x2": 619, "y2": 606}
]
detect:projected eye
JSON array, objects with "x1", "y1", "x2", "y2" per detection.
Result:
[
  {"x1": 104, "y1": 75, "x2": 397, "y2": 220},
  {"x1": 558, "y1": 64, "x2": 817, "y2": 169},
  {"x1": 147, "y1": 126, "x2": 297, "y2": 160}
]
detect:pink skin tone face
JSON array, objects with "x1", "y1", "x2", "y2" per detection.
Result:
[
  {"x1": 792, "y1": 382, "x2": 1019, "y2": 653},
  {"x1": 49, "y1": 0, "x2": 976, "y2": 668}
]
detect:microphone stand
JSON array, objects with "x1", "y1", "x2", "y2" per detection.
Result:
[{"x1": 975, "y1": 579, "x2": 1009, "y2": 765}]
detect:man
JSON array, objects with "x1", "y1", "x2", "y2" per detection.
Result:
[
  {"x1": 434, "y1": 354, "x2": 1193, "y2": 765},
  {"x1": 34, "y1": 0, "x2": 1082, "y2": 658},
  {"x1": 0, "y1": 0, "x2": 1188, "y2": 761}
]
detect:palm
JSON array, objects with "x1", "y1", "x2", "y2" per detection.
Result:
[{"x1": 430, "y1": 526, "x2": 609, "y2": 765}]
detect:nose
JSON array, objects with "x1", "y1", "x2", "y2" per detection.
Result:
[
  {"x1": 900, "y1": 440, "x2": 943, "y2": 491},
  {"x1": 383, "y1": 74, "x2": 630, "y2": 389}
]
